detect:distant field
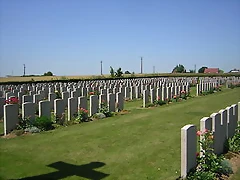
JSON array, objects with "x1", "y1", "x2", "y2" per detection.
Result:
[{"x1": 0, "y1": 73, "x2": 239, "y2": 83}]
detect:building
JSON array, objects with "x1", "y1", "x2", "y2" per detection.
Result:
[
  {"x1": 229, "y1": 69, "x2": 239, "y2": 73},
  {"x1": 204, "y1": 68, "x2": 219, "y2": 74}
]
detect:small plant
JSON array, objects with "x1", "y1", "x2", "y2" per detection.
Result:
[
  {"x1": 34, "y1": 116, "x2": 53, "y2": 131},
  {"x1": 16, "y1": 114, "x2": 33, "y2": 130},
  {"x1": 99, "y1": 102, "x2": 113, "y2": 117},
  {"x1": 75, "y1": 108, "x2": 89, "y2": 122},
  {"x1": 145, "y1": 103, "x2": 155, "y2": 108},
  {"x1": 54, "y1": 113, "x2": 65, "y2": 125},
  {"x1": 5, "y1": 97, "x2": 19, "y2": 104},
  {"x1": 180, "y1": 90, "x2": 187, "y2": 100},
  {"x1": 172, "y1": 95, "x2": 180, "y2": 102},
  {"x1": 154, "y1": 97, "x2": 167, "y2": 106},
  {"x1": 227, "y1": 125, "x2": 240, "y2": 153},
  {"x1": 187, "y1": 129, "x2": 232, "y2": 179},
  {"x1": 55, "y1": 90, "x2": 62, "y2": 99}
]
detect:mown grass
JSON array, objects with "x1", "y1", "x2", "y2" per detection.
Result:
[{"x1": 0, "y1": 88, "x2": 239, "y2": 180}]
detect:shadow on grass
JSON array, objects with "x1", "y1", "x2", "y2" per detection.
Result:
[{"x1": 15, "y1": 161, "x2": 109, "y2": 180}]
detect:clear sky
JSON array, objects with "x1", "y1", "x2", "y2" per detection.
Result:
[{"x1": 0, "y1": 0, "x2": 240, "y2": 77}]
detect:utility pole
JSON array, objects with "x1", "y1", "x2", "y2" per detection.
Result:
[
  {"x1": 23, "y1": 64, "x2": 26, "y2": 76},
  {"x1": 153, "y1": 66, "x2": 155, "y2": 74},
  {"x1": 194, "y1": 64, "x2": 196, "y2": 73},
  {"x1": 140, "y1": 57, "x2": 143, "y2": 74},
  {"x1": 100, "y1": 61, "x2": 103, "y2": 75}
]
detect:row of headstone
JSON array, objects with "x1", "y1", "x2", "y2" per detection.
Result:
[
  {"x1": 196, "y1": 82, "x2": 219, "y2": 96},
  {"x1": 143, "y1": 85, "x2": 188, "y2": 107},
  {"x1": 3, "y1": 76, "x2": 231, "y2": 99},
  {"x1": 3, "y1": 92, "x2": 125, "y2": 135},
  {"x1": 181, "y1": 102, "x2": 240, "y2": 178}
]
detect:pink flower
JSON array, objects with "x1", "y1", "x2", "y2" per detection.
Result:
[
  {"x1": 196, "y1": 130, "x2": 202, "y2": 136},
  {"x1": 204, "y1": 129, "x2": 209, "y2": 133}
]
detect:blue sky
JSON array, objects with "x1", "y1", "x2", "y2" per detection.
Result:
[{"x1": 0, "y1": 0, "x2": 240, "y2": 76}]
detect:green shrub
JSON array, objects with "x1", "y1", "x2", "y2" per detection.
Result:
[
  {"x1": 219, "y1": 159, "x2": 233, "y2": 176},
  {"x1": 34, "y1": 116, "x2": 53, "y2": 131},
  {"x1": 75, "y1": 108, "x2": 89, "y2": 122},
  {"x1": 187, "y1": 170, "x2": 215, "y2": 180},
  {"x1": 16, "y1": 114, "x2": 33, "y2": 130},
  {"x1": 99, "y1": 102, "x2": 114, "y2": 117},
  {"x1": 153, "y1": 99, "x2": 166, "y2": 106},
  {"x1": 187, "y1": 129, "x2": 229, "y2": 179},
  {"x1": 228, "y1": 126, "x2": 240, "y2": 153}
]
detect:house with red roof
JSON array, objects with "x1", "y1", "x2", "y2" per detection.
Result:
[{"x1": 204, "y1": 68, "x2": 219, "y2": 74}]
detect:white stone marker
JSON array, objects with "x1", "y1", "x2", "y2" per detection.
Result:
[{"x1": 181, "y1": 124, "x2": 197, "y2": 178}]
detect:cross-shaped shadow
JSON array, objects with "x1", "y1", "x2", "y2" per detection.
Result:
[{"x1": 15, "y1": 161, "x2": 109, "y2": 180}]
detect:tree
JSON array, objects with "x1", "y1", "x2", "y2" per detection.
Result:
[
  {"x1": 189, "y1": 69, "x2": 195, "y2": 73},
  {"x1": 218, "y1": 69, "x2": 224, "y2": 73},
  {"x1": 43, "y1": 71, "x2": 53, "y2": 76},
  {"x1": 115, "y1": 68, "x2": 123, "y2": 77},
  {"x1": 172, "y1": 64, "x2": 186, "y2": 73},
  {"x1": 198, "y1": 67, "x2": 208, "y2": 73},
  {"x1": 110, "y1": 66, "x2": 115, "y2": 77},
  {"x1": 124, "y1": 70, "x2": 131, "y2": 74}
]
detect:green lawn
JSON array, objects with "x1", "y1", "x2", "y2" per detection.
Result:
[{"x1": 0, "y1": 88, "x2": 240, "y2": 180}]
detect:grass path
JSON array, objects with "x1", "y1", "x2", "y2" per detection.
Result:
[{"x1": 0, "y1": 88, "x2": 240, "y2": 180}]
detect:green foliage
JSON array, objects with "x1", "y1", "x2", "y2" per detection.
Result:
[
  {"x1": 189, "y1": 69, "x2": 195, "y2": 73},
  {"x1": 218, "y1": 69, "x2": 224, "y2": 73},
  {"x1": 188, "y1": 129, "x2": 232, "y2": 179},
  {"x1": 43, "y1": 71, "x2": 53, "y2": 76},
  {"x1": 99, "y1": 102, "x2": 114, "y2": 117},
  {"x1": 153, "y1": 97, "x2": 167, "y2": 106},
  {"x1": 172, "y1": 64, "x2": 186, "y2": 73},
  {"x1": 55, "y1": 90, "x2": 62, "y2": 99},
  {"x1": 115, "y1": 68, "x2": 123, "y2": 77},
  {"x1": 109, "y1": 66, "x2": 123, "y2": 77},
  {"x1": 187, "y1": 170, "x2": 215, "y2": 180},
  {"x1": 124, "y1": 70, "x2": 131, "y2": 74},
  {"x1": 220, "y1": 159, "x2": 233, "y2": 175},
  {"x1": 16, "y1": 114, "x2": 33, "y2": 130},
  {"x1": 110, "y1": 66, "x2": 115, "y2": 77},
  {"x1": 227, "y1": 126, "x2": 240, "y2": 153},
  {"x1": 75, "y1": 108, "x2": 89, "y2": 122},
  {"x1": 34, "y1": 116, "x2": 53, "y2": 131},
  {"x1": 198, "y1": 66, "x2": 208, "y2": 73},
  {"x1": 145, "y1": 103, "x2": 155, "y2": 107},
  {"x1": 54, "y1": 113, "x2": 66, "y2": 125}
]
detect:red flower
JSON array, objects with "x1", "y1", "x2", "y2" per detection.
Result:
[{"x1": 196, "y1": 152, "x2": 200, "y2": 157}]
